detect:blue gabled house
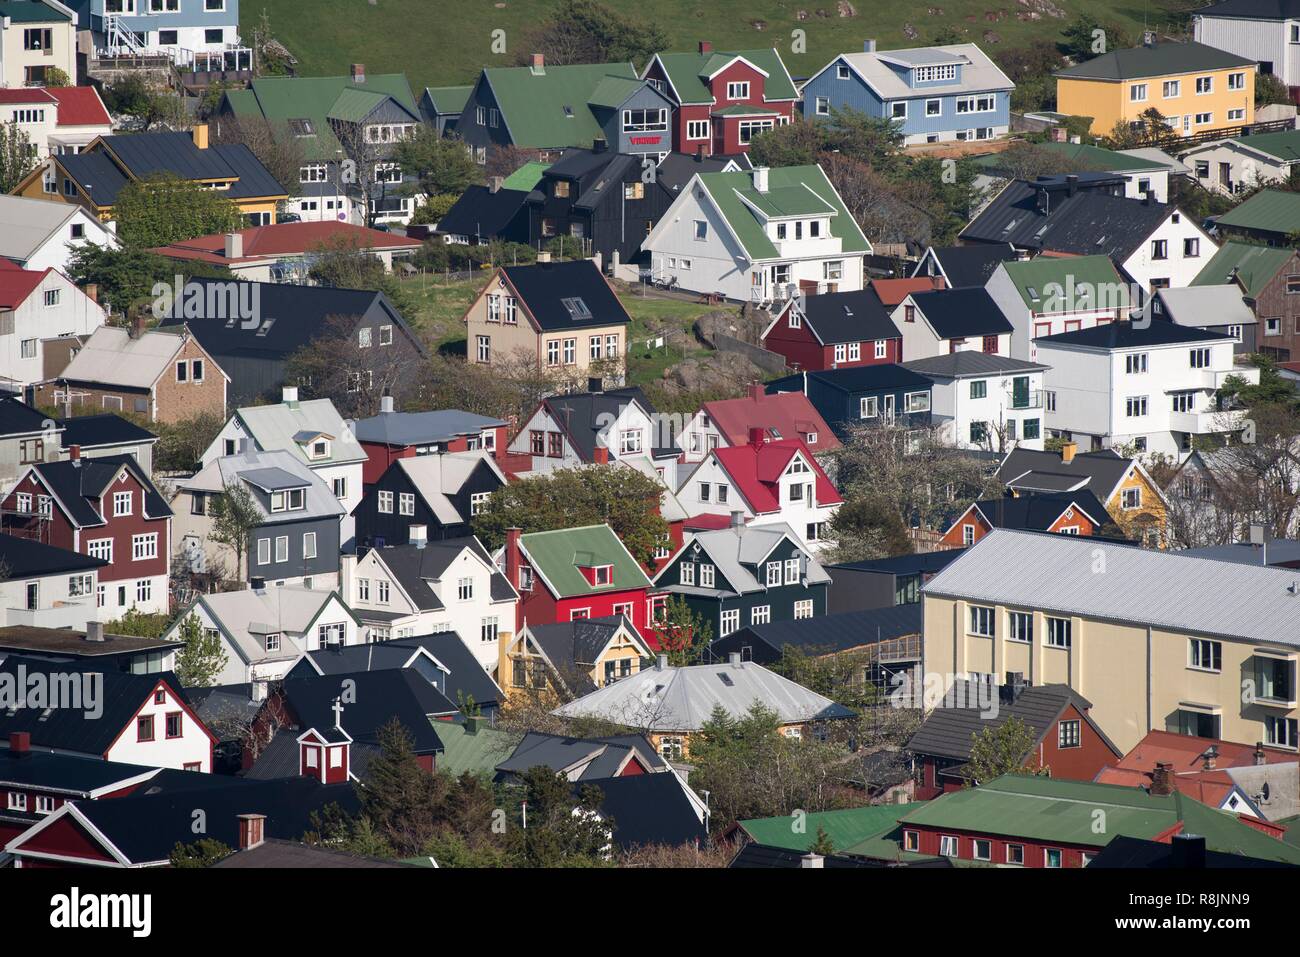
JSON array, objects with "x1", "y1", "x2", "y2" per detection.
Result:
[
  {"x1": 767, "y1": 365, "x2": 934, "y2": 441},
  {"x1": 71, "y1": 0, "x2": 248, "y2": 70},
  {"x1": 800, "y1": 41, "x2": 1013, "y2": 146}
]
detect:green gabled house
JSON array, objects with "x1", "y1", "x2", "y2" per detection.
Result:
[
  {"x1": 217, "y1": 67, "x2": 422, "y2": 224},
  {"x1": 1191, "y1": 239, "x2": 1300, "y2": 362},
  {"x1": 420, "y1": 85, "x2": 473, "y2": 135}
]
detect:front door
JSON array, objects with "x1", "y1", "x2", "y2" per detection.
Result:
[
  {"x1": 1012, "y1": 376, "x2": 1029, "y2": 409},
  {"x1": 883, "y1": 394, "x2": 896, "y2": 423}
]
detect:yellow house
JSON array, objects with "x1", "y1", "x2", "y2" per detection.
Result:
[
  {"x1": 12, "y1": 124, "x2": 287, "y2": 226},
  {"x1": 500, "y1": 615, "x2": 656, "y2": 702},
  {"x1": 1056, "y1": 39, "x2": 1256, "y2": 138},
  {"x1": 920, "y1": 529, "x2": 1299, "y2": 754}
]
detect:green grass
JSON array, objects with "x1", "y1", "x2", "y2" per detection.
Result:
[
  {"x1": 397, "y1": 271, "x2": 489, "y2": 346},
  {"x1": 243, "y1": 0, "x2": 1194, "y2": 93}
]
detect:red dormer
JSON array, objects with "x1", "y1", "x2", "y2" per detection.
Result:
[
  {"x1": 577, "y1": 563, "x2": 615, "y2": 587},
  {"x1": 298, "y1": 727, "x2": 351, "y2": 785}
]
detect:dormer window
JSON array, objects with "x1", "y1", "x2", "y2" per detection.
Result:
[
  {"x1": 312, "y1": 440, "x2": 329, "y2": 458},
  {"x1": 582, "y1": 564, "x2": 613, "y2": 587},
  {"x1": 271, "y1": 487, "x2": 307, "y2": 512}
]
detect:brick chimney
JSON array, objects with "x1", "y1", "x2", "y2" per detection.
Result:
[
  {"x1": 9, "y1": 731, "x2": 30, "y2": 755},
  {"x1": 592, "y1": 446, "x2": 609, "y2": 464},
  {"x1": 699, "y1": 40, "x2": 712, "y2": 54},
  {"x1": 748, "y1": 383, "x2": 764, "y2": 402},
  {"x1": 68, "y1": 444, "x2": 81, "y2": 461},
  {"x1": 191, "y1": 123, "x2": 209, "y2": 150},
  {"x1": 128, "y1": 312, "x2": 147, "y2": 340},
  {"x1": 1060, "y1": 441, "x2": 1077, "y2": 465},
  {"x1": 351, "y1": 63, "x2": 366, "y2": 84},
  {"x1": 83, "y1": 283, "x2": 98, "y2": 303},
  {"x1": 237, "y1": 813, "x2": 266, "y2": 850},
  {"x1": 1150, "y1": 762, "x2": 1175, "y2": 796},
  {"x1": 530, "y1": 53, "x2": 545, "y2": 74},
  {"x1": 748, "y1": 426, "x2": 765, "y2": 449}
]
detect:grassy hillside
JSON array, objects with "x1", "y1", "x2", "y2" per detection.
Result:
[{"x1": 241, "y1": 0, "x2": 1196, "y2": 93}]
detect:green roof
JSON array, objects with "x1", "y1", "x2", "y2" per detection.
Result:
[
  {"x1": 222, "y1": 73, "x2": 418, "y2": 161},
  {"x1": 432, "y1": 720, "x2": 517, "y2": 777},
  {"x1": 587, "y1": 75, "x2": 648, "y2": 110},
  {"x1": 502, "y1": 161, "x2": 551, "y2": 191},
  {"x1": 0, "y1": 1, "x2": 69, "y2": 22},
  {"x1": 1215, "y1": 188, "x2": 1300, "y2": 237},
  {"x1": 740, "y1": 803, "x2": 925, "y2": 854},
  {"x1": 1055, "y1": 40, "x2": 1255, "y2": 81},
  {"x1": 481, "y1": 61, "x2": 638, "y2": 150},
  {"x1": 520, "y1": 524, "x2": 651, "y2": 598},
  {"x1": 653, "y1": 49, "x2": 798, "y2": 104},
  {"x1": 712, "y1": 104, "x2": 782, "y2": 117},
  {"x1": 899, "y1": 774, "x2": 1300, "y2": 864},
  {"x1": 1229, "y1": 129, "x2": 1300, "y2": 163},
  {"x1": 999, "y1": 254, "x2": 1129, "y2": 313},
  {"x1": 423, "y1": 85, "x2": 472, "y2": 115},
  {"x1": 698, "y1": 164, "x2": 870, "y2": 261},
  {"x1": 1191, "y1": 240, "x2": 1293, "y2": 297},
  {"x1": 1031, "y1": 142, "x2": 1162, "y2": 173}
]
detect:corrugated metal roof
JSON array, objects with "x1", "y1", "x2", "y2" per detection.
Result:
[{"x1": 923, "y1": 528, "x2": 1300, "y2": 647}]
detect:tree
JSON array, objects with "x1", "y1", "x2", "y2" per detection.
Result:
[
  {"x1": 44, "y1": 67, "x2": 71, "y2": 88},
  {"x1": 1103, "y1": 108, "x2": 1172, "y2": 150},
  {"x1": 507, "y1": 765, "x2": 611, "y2": 867},
  {"x1": 285, "y1": 313, "x2": 423, "y2": 417},
  {"x1": 1257, "y1": 71, "x2": 1292, "y2": 108},
  {"x1": 0, "y1": 122, "x2": 38, "y2": 194},
  {"x1": 170, "y1": 838, "x2": 233, "y2": 867},
  {"x1": 114, "y1": 173, "x2": 245, "y2": 248},
  {"x1": 357, "y1": 719, "x2": 451, "y2": 857},
  {"x1": 208, "y1": 482, "x2": 262, "y2": 583},
  {"x1": 173, "y1": 613, "x2": 229, "y2": 687},
  {"x1": 966, "y1": 715, "x2": 1045, "y2": 784},
  {"x1": 102, "y1": 74, "x2": 188, "y2": 131},
  {"x1": 810, "y1": 825, "x2": 836, "y2": 855},
  {"x1": 655, "y1": 595, "x2": 713, "y2": 666},
  {"x1": 747, "y1": 118, "x2": 825, "y2": 168},
  {"x1": 152, "y1": 411, "x2": 227, "y2": 472},
  {"x1": 828, "y1": 495, "x2": 913, "y2": 563},
  {"x1": 471, "y1": 466, "x2": 669, "y2": 565},
  {"x1": 102, "y1": 608, "x2": 172, "y2": 638},
  {"x1": 520, "y1": 0, "x2": 667, "y2": 66},
  {"x1": 67, "y1": 243, "x2": 232, "y2": 317},
  {"x1": 1059, "y1": 15, "x2": 1130, "y2": 62},
  {"x1": 393, "y1": 127, "x2": 480, "y2": 199},
  {"x1": 211, "y1": 115, "x2": 307, "y2": 199}
]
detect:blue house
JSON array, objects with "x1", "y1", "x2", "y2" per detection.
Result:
[
  {"x1": 71, "y1": 0, "x2": 248, "y2": 70},
  {"x1": 767, "y1": 365, "x2": 934, "y2": 441},
  {"x1": 801, "y1": 41, "x2": 1013, "y2": 146}
]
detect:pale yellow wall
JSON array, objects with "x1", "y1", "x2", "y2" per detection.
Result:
[
  {"x1": 1058, "y1": 66, "x2": 1255, "y2": 137},
  {"x1": 923, "y1": 594, "x2": 1297, "y2": 753},
  {"x1": 1, "y1": 20, "x2": 76, "y2": 89}
]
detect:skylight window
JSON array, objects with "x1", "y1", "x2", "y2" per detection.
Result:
[
  {"x1": 288, "y1": 118, "x2": 315, "y2": 136},
  {"x1": 563, "y1": 105, "x2": 574, "y2": 117},
  {"x1": 561, "y1": 297, "x2": 592, "y2": 320},
  {"x1": 718, "y1": 673, "x2": 735, "y2": 687}
]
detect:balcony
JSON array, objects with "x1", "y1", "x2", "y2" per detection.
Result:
[
  {"x1": 3, "y1": 600, "x2": 97, "y2": 630},
  {"x1": 1007, "y1": 388, "x2": 1044, "y2": 411},
  {"x1": 1169, "y1": 407, "x2": 1248, "y2": 435},
  {"x1": 1252, "y1": 654, "x2": 1297, "y2": 709}
]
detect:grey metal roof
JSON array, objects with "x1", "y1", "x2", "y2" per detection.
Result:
[
  {"x1": 235, "y1": 398, "x2": 367, "y2": 467},
  {"x1": 1176, "y1": 538, "x2": 1300, "y2": 567},
  {"x1": 0, "y1": 195, "x2": 95, "y2": 261},
  {"x1": 351, "y1": 408, "x2": 506, "y2": 447},
  {"x1": 183, "y1": 448, "x2": 345, "y2": 522},
  {"x1": 1151, "y1": 285, "x2": 1256, "y2": 329},
  {"x1": 922, "y1": 528, "x2": 1300, "y2": 648},
  {"x1": 395, "y1": 451, "x2": 506, "y2": 526},
  {"x1": 495, "y1": 731, "x2": 666, "y2": 781},
  {"x1": 661, "y1": 523, "x2": 830, "y2": 596},
  {"x1": 554, "y1": 657, "x2": 854, "y2": 732},
  {"x1": 902, "y1": 352, "x2": 1047, "y2": 379}
]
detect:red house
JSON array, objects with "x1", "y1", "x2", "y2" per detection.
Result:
[
  {"x1": 501, "y1": 524, "x2": 659, "y2": 633},
  {"x1": 906, "y1": 678, "x2": 1121, "y2": 800},
  {"x1": 679, "y1": 385, "x2": 840, "y2": 465},
  {"x1": 762, "y1": 288, "x2": 903, "y2": 372},
  {"x1": 0, "y1": 451, "x2": 171, "y2": 617},
  {"x1": 643, "y1": 43, "x2": 798, "y2": 155},
  {"x1": 938, "y1": 491, "x2": 1109, "y2": 549},
  {"x1": 351, "y1": 397, "x2": 510, "y2": 485}
]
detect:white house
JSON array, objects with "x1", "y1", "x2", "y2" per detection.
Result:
[
  {"x1": 0, "y1": 195, "x2": 116, "y2": 275},
  {"x1": 902, "y1": 352, "x2": 1049, "y2": 452},
  {"x1": 0, "y1": 86, "x2": 113, "y2": 159},
  {"x1": 0, "y1": 265, "x2": 106, "y2": 390},
  {"x1": 1121, "y1": 205, "x2": 1219, "y2": 295},
  {"x1": 640, "y1": 164, "x2": 870, "y2": 303},
  {"x1": 203, "y1": 387, "x2": 366, "y2": 550},
  {"x1": 340, "y1": 536, "x2": 518, "y2": 675},
  {"x1": 891, "y1": 286, "x2": 1013, "y2": 361},
  {"x1": 0, "y1": 0, "x2": 78, "y2": 89},
  {"x1": 677, "y1": 434, "x2": 841, "y2": 557},
  {"x1": 0, "y1": 533, "x2": 104, "y2": 629},
  {"x1": 1182, "y1": 130, "x2": 1300, "y2": 196},
  {"x1": 1194, "y1": 2, "x2": 1300, "y2": 86},
  {"x1": 163, "y1": 586, "x2": 364, "y2": 687},
  {"x1": 1034, "y1": 321, "x2": 1259, "y2": 459}
]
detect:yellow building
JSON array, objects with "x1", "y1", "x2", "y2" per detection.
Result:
[
  {"x1": 920, "y1": 529, "x2": 1299, "y2": 754},
  {"x1": 1056, "y1": 39, "x2": 1256, "y2": 138},
  {"x1": 12, "y1": 124, "x2": 287, "y2": 226},
  {"x1": 500, "y1": 616, "x2": 656, "y2": 702}
]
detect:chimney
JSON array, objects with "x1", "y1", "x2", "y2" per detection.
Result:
[
  {"x1": 505, "y1": 527, "x2": 523, "y2": 595},
  {"x1": 68, "y1": 444, "x2": 81, "y2": 461},
  {"x1": 237, "y1": 813, "x2": 266, "y2": 851},
  {"x1": 537, "y1": 251, "x2": 552, "y2": 264},
  {"x1": 250, "y1": 679, "x2": 267, "y2": 702},
  {"x1": 464, "y1": 715, "x2": 484, "y2": 736},
  {"x1": 1142, "y1": 30, "x2": 1157, "y2": 48},
  {"x1": 128, "y1": 312, "x2": 147, "y2": 340},
  {"x1": 409, "y1": 524, "x2": 428, "y2": 548},
  {"x1": 9, "y1": 731, "x2": 30, "y2": 755},
  {"x1": 380, "y1": 393, "x2": 394, "y2": 414},
  {"x1": 1060, "y1": 441, "x2": 1077, "y2": 465},
  {"x1": 282, "y1": 385, "x2": 299, "y2": 408},
  {"x1": 84, "y1": 620, "x2": 104, "y2": 642},
  {"x1": 695, "y1": 145, "x2": 705, "y2": 161},
  {"x1": 351, "y1": 62, "x2": 366, "y2": 83},
  {"x1": 191, "y1": 123, "x2": 209, "y2": 149},
  {"x1": 588, "y1": 376, "x2": 603, "y2": 394},
  {"x1": 655, "y1": 654, "x2": 668, "y2": 671},
  {"x1": 84, "y1": 283, "x2": 98, "y2": 303},
  {"x1": 1150, "y1": 762, "x2": 1175, "y2": 796},
  {"x1": 1255, "y1": 742, "x2": 1268, "y2": 766},
  {"x1": 752, "y1": 166, "x2": 769, "y2": 193},
  {"x1": 698, "y1": 40, "x2": 713, "y2": 54},
  {"x1": 1066, "y1": 174, "x2": 1078, "y2": 197},
  {"x1": 592, "y1": 446, "x2": 609, "y2": 464},
  {"x1": 1202, "y1": 745, "x2": 1219, "y2": 771},
  {"x1": 863, "y1": 39, "x2": 877, "y2": 53},
  {"x1": 730, "y1": 509, "x2": 744, "y2": 527},
  {"x1": 489, "y1": 175, "x2": 503, "y2": 194},
  {"x1": 800, "y1": 852, "x2": 825, "y2": 868},
  {"x1": 1170, "y1": 833, "x2": 1206, "y2": 869},
  {"x1": 1050, "y1": 125, "x2": 1067, "y2": 143},
  {"x1": 250, "y1": 576, "x2": 266, "y2": 592},
  {"x1": 225, "y1": 232, "x2": 244, "y2": 259},
  {"x1": 592, "y1": 137, "x2": 607, "y2": 153},
  {"x1": 728, "y1": 652, "x2": 742, "y2": 668},
  {"x1": 530, "y1": 53, "x2": 545, "y2": 74},
  {"x1": 748, "y1": 426, "x2": 765, "y2": 449},
  {"x1": 748, "y1": 383, "x2": 764, "y2": 402}
]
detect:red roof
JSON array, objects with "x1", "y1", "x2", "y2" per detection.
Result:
[
  {"x1": 870, "y1": 276, "x2": 945, "y2": 306},
  {"x1": 47, "y1": 86, "x2": 113, "y2": 128},
  {"x1": 1095, "y1": 730, "x2": 1297, "y2": 807},
  {"x1": 713, "y1": 437, "x2": 842, "y2": 515},
  {"x1": 0, "y1": 88, "x2": 55, "y2": 106},
  {"x1": 0, "y1": 267, "x2": 53, "y2": 310},
  {"x1": 683, "y1": 513, "x2": 734, "y2": 531},
  {"x1": 701, "y1": 386, "x2": 840, "y2": 455},
  {"x1": 150, "y1": 220, "x2": 422, "y2": 264}
]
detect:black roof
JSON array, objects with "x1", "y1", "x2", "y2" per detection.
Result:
[
  {"x1": 585, "y1": 772, "x2": 707, "y2": 850},
  {"x1": 529, "y1": 149, "x2": 642, "y2": 213},
  {"x1": 908, "y1": 287, "x2": 1014, "y2": 339},
  {"x1": 0, "y1": 532, "x2": 106, "y2": 577},
  {"x1": 496, "y1": 731, "x2": 665, "y2": 781},
  {"x1": 970, "y1": 490, "x2": 1111, "y2": 531},
  {"x1": 1036, "y1": 321, "x2": 1233, "y2": 348},
  {"x1": 0, "y1": 657, "x2": 195, "y2": 756},
  {"x1": 1087, "y1": 834, "x2": 1300, "y2": 869},
  {"x1": 961, "y1": 175, "x2": 1170, "y2": 260},
  {"x1": 212, "y1": 837, "x2": 411, "y2": 868},
  {"x1": 0, "y1": 396, "x2": 57, "y2": 438},
  {"x1": 711, "y1": 605, "x2": 922, "y2": 664},
  {"x1": 542, "y1": 387, "x2": 654, "y2": 461},
  {"x1": 729, "y1": 843, "x2": 948, "y2": 868},
  {"x1": 902, "y1": 352, "x2": 1044, "y2": 379},
  {"x1": 30, "y1": 453, "x2": 171, "y2": 526},
  {"x1": 57, "y1": 151, "x2": 130, "y2": 207},
  {"x1": 158, "y1": 279, "x2": 423, "y2": 362},
  {"x1": 906, "y1": 679, "x2": 1120, "y2": 763},
  {"x1": 58, "y1": 413, "x2": 157, "y2": 450},
  {"x1": 281, "y1": 668, "x2": 453, "y2": 754},
  {"x1": 831, "y1": 550, "x2": 965, "y2": 576},
  {"x1": 500, "y1": 259, "x2": 631, "y2": 331},
  {"x1": 656, "y1": 150, "x2": 747, "y2": 194},
  {"x1": 998, "y1": 447, "x2": 1135, "y2": 500},
  {"x1": 790, "y1": 289, "x2": 901, "y2": 345},
  {"x1": 916, "y1": 244, "x2": 1018, "y2": 288},
  {"x1": 244, "y1": 727, "x2": 383, "y2": 781},
  {"x1": 0, "y1": 747, "x2": 160, "y2": 794},
  {"x1": 1196, "y1": 0, "x2": 1300, "y2": 18},
  {"x1": 525, "y1": 615, "x2": 643, "y2": 689},
  {"x1": 773, "y1": 364, "x2": 935, "y2": 395},
  {"x1": 366, "y1": 538, "x2": 515, "y2": 612},
  {"x1": 437, "y1": 184, "x2": 530, "y2": 239}
]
